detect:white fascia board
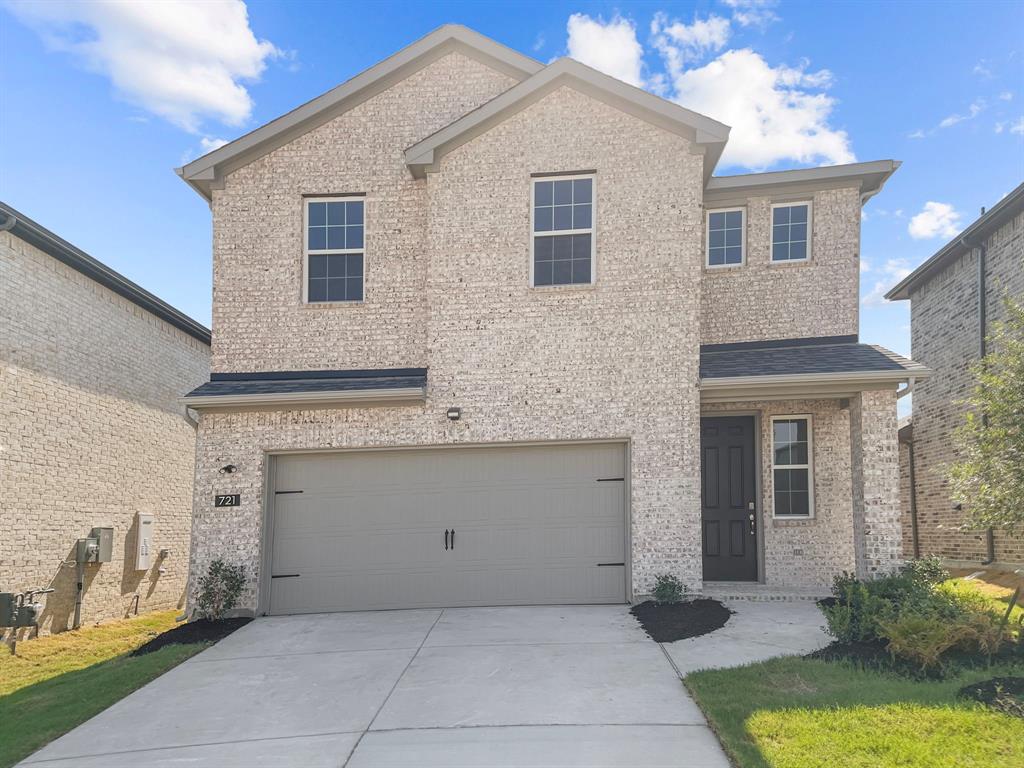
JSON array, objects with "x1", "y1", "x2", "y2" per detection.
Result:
[
  {"x1": 704, "y1": 160, "x2": 901, "y2": 206},
  {"x1": 698, "y1": 367, "x2": 931, "y2": 403},
  {"x1": 182, "y1": 387, "x2": 427, "y2": 410}
]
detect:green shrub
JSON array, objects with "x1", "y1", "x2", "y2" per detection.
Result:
[
  {"x1": 653, "y1": 574, "x2": 686, "y2": 604},
  {"x1": 195, "y1": 559, "x2": 246, "y2": 621},
  {"x1": 822, "y1": 581, "x2": 897, "y2": 643},
  {"x1": 899, "y1": 556, "x2": 949, "y2": 586},
  {"x1": 879, "y1": 613, "x2": 965, "y2": 671}
]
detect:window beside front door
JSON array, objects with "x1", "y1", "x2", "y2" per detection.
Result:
[
  {"x1": 771, "y1": 415, "x2": 814, "y2": 518},
  {"x1": 305, "y1": 197, "x2": 364, "y2": 303},
  {"x1": 531, "y1": 174, "x2": 595, "y2": 286}
]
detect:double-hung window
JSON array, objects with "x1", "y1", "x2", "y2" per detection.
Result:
[
  {"x1": 305, "y1": 197, "x2": 364, "y2": 303},
  {"x1": 771, "y1": 416, "x2": 814, "y2": 518},
  {"x1": 706, "y1": 208, "x2": 745, "y2": 267},
  {"x1": 771, "y1": 202, "x2": 811, "y2": 262},
  {"x1": 532, "y1": 174, "x2": 594, "y2": 286}
]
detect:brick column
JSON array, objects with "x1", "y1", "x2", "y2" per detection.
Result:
[{"x1": 850, "y1": 389, "x2": 903, "y2": 578}]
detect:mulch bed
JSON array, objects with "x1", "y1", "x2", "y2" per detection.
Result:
[
  {"x1": 958, "y1": 676, "x2": 1024, "y2": 717},
  {"x1": 130, "y1": 617, "x2": 252, "y2": 656},
  {"x1": 807, "y1": 639, "x2": 1024, "y2": 680},
  {"x1": 630, "y1": 599, "x2": 732, "y2": 642}
]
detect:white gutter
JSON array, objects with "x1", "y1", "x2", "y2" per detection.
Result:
[
  {"x1": 699, "y1": 367, "x2": 930, "y2": 403},
  {"x1": 181, "y1": 387, "x2": 427, "y2": 410}
]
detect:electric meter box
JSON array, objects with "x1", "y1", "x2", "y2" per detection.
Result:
[
  {"x1": 88, "y1": 527, "x2": 114, "y2": 562},
  {"x1": 135, "y1": 513, "x2": 154, "y2": 571}
]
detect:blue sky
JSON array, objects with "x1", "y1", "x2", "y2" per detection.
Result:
[{"x1": 2, "y1": 0, "x2": 1022, "y2": 390}]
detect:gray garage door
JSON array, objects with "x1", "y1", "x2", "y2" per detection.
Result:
[{"x1": 267, "y1": 443, "x2": 626, "y2": 614}]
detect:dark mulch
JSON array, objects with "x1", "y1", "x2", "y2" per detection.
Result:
[
  {"x1": 630, "y1": 599, "x2": 732, "y2": 642},
  {"x1": 131, "y1": 617, "x2": 252, "y2": 657},
  {"x1": 958, "y1": 676, "x2": 1024, "y2": 717}
]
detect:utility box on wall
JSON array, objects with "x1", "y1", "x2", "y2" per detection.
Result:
[{"x1": 135, "y1": 513, "x2": 154, "y2": 571}]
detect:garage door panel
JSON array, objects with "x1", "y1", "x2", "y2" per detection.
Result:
[{"x1": 269, "y1": 444, "x2": 627, "y2": 614}]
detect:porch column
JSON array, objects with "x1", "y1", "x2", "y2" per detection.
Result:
[{"x1": 849, "y1": 389, "x2": 903, "y2": 578}]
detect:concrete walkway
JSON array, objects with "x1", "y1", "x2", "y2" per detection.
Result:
[{"x1": 21, "y1": 601, "x2": 828, "y2": 767}]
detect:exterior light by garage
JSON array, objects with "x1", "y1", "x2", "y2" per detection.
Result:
[
  {"x1": 219, "y1": 464, "x2": 237, "y2": 474},
  {"x1": 446, "y1": 407, "x2": 462, "y2": 421}
]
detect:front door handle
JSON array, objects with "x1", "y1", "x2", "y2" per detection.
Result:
[
  {"x1": 444, "y1": 529, "x2": 449, "y2": 550},
  {"x1": 748, "y1": 513, "x2": 756, "y2": 536}
]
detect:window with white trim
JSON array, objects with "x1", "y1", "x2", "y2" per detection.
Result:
[
  {"x1": 706, "y1": 208, "x2": 744, "y2": 267},
  {"x1": 305, "y1": 197, "x2": 364, "y2": 302},
  {"x1": 532, "y1": 175, "x2": 594, "y2": 286},
  {"x1": 771, "y1": 416, "x2": 814, "y2": 517},
  {"x1": 771, "y1": 202, "x2": 811, "y2": 262}
]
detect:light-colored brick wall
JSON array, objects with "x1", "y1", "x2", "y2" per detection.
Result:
[
  {"x1": 850, "y1": 388, "x2": 903, "y2": 577},
  {"x1": 192, "y1": 74, "x2": 707, "y2": 608},
  {"x1": 211, "y1": 52, "x2": 517, "y2": 373},
  {"x1": 0, "y1": 230, "x2": 210, "y2": 634},
  {"x1": 701, "y1": 399, "x2": 857, "y2": 587},
  {"x1": 701, "y1": 188, "x2": 861, "y2": 344},
  {"x1": 906, "y1": 209, "x2": 1024, "y2": 565}
]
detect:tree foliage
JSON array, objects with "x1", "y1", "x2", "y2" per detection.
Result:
[{"x1": 948, "y1": 295, "x2": 1024, "y2": 529}]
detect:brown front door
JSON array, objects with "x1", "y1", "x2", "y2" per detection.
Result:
[{"x1": 701, "y1": 416, "x2": 758, "y2": 581}]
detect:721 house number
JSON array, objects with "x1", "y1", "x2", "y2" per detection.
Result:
[{"x1": 215, "y1": 494, "x2": 241, "y2": 507}]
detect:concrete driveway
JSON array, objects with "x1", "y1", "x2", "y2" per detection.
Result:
[{"x1": 21, "y1": 606, "x2": 730, "y2": 767}]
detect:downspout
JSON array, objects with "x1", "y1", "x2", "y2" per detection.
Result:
[
  {"x1": 906, "y1": 434, "x2": 921, "y2": 559},
  {"x1": 961, "y1": 224, "x2": 996, "y2": 566}
]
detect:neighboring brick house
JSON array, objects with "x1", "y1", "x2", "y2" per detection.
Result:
[
  {"x1": 887, "y1": 183, "x2": 1024, "y2": 568},
  {"x1": 176, "y1": 25, "x2": 926, "y2": 615},
  {"x1": 0, "y1": 203, "x2": 210, "y2": 634}
]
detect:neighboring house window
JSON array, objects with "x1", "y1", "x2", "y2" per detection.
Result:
[
  {"x1": 771, "y1": 415, "x2": 814, "y2": 517},
  {"x1": 706, "y1": 208, "x2": 744, "y2": 267},
  {"x1": 532, "y1": 175, "x2": 594, "y2": 286},
  {"x1": 771, "y1": 202, "x2": 811, "y2": 262},
  {"x1": 305, "y1": 197, "x2": 364, "y2": 302}
]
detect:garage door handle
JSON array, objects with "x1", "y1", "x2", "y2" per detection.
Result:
[
  {"x1": 444, "y1": 529, "x2": 449, "y2": 551},
  {"x1": 451, "y1": 529, "x2": 455, "y2": 550}
]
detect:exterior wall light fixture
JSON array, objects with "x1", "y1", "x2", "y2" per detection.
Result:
[{"x1": 446, "y1": 407, "x2": 462, "y2": 421}]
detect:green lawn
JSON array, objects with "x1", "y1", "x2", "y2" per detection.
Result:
[{"x1": 0, "y1": 612, "x2": 208, "y2": 768}]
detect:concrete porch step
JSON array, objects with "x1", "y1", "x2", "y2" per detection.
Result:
[{"x1": 700, "y1": 582, "x2": 829, "y2": 601}]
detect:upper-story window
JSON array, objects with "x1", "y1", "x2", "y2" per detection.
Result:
[
  {"x1": 706, "y1": 208, "x2": 745, "y2": 267},
  {"x1": 532, "y1": 174, "x2": 594, "y2": 286},
  {"x1": 771, "y1": 415, "x2": 814, "y2": 518},
  {"x1": 771, "y1": 202, "x2": 811, "y2": 262},
  {"x1": 305, "y1": 197, "x2": 364, "y2": 303}
]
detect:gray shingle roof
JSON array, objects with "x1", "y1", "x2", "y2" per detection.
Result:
[
  {"x1": 700, "y1": 337, "x2": 918, "y2": 380},
  {"x1": 185, "y1": 368, "x2": 427, "y2": 398}
]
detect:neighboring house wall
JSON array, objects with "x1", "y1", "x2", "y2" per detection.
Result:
[
  {"x1": 701, "y1": 187, "x2": 861, "y2": 345},
  {"x1": 192, "y1": 71, "x2": 708, "y2": 605},
  {"x1": 906, "y1": 208, "x2": 1024, "y2": 565},
  {"x1": 0, "y1": 230, "x2": 210, "y2": 633}
]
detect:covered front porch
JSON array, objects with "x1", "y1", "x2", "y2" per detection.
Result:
[{"x1": 697, "y1": 335, "x2": 929, "y2": 593}]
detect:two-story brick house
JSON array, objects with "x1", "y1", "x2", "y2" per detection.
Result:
[
  {"x1": 887, "y1": 183, "x2": 1024, "y2": 569},
  {"x1": 178, "y1": 26, "x2": 926, "y2": 615}
]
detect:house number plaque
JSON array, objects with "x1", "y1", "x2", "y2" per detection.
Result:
[{"x1": 215, "y1": 494, "x2": 241, "y2": 507}]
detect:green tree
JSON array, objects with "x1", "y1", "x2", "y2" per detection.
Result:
[{"x1": 949, "y1": 295, "x2": 1024, "y2": 530}]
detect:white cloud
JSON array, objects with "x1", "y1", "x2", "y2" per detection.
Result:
[
  {"x1": 862, "y1": 258, "x2": 912, "y2": 306},
  {"x1": 999, "y1": 91, "x2": 1013, "y2": 101},
  {"x1": 860, "y1": 258, "x2": 871, "y2": 273},
  {"x1": 7, "y1": 0, "x2": 279, "y2": 133},
  {"x1": 566, "y1": 13, "x2": 644, "y2": 87},
  {"x1": 200, "y1": 136, "x2": 229, "y2": 153},
  {"x1": 938, "y1": 99, "x2": 985, "y2": 128},
  {"x1": 721, "y1": 0, "x2": 779, "y2": 28},
  {"x1": 973, "y1": 60, "x2": 993, "y2": 78},
  {"x1": 668, "y1": 48, "x2": 853, "y2": 168},
  {"x1": 651, "y1": 13, "x2": 730, "y2": 67},
  {"x1": 908, "y1": 202, "x2": 962, "y2": 240},
  {"x1": 1011, "y1": 117, "x2": 1024, "y2": 135}
]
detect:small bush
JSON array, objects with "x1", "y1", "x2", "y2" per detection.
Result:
[
  {"x1": 653, "y1": 574, "x2": 686, "y2": 604},
  {"x1": 879, "y1": 613, "x2": 966, "y2": 671},
  {"x1": 899, "y1": 556, "x2": 949, "y2": 586},
  {"x1": 195, "y1": 559, "x2": 246, "y2": 621}
]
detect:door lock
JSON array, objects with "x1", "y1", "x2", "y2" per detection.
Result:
[{"x1": 748, "y1": 513, "x2": 756, "y2": 535}]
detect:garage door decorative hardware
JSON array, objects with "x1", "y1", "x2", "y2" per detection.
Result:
[
  {"x1": 271, "y1": 574, "x2": 300, "y2": 579},
  {"x1": 596, "y1": 477, "x2": 624, "y2": 482},
  {"x1": 274, "y1": 490, "x2": 304, "y2": 495},
  {"x1": 444, "y1": 529, "x2": 456, "y2": 550},
  {"x1": 596, "y1": 562, "x2": 625, "y2": 567}
]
